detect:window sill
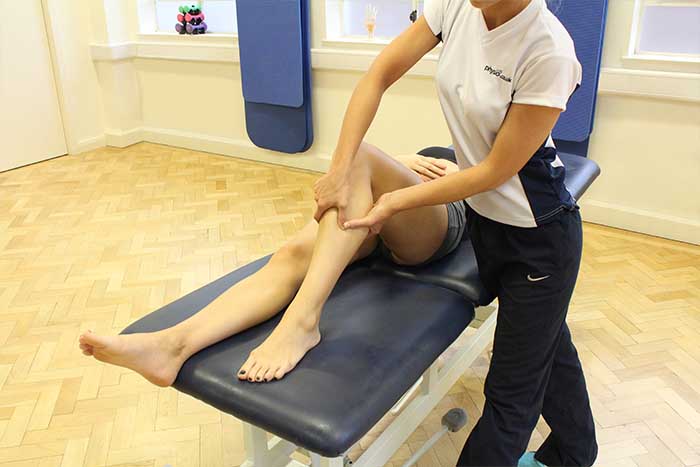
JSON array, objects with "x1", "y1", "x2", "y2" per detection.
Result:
[
  {"x1": 90, "y1": 40, "x2": 700, "y2": 102},
  {"x1": 624, "y1": 53, "x2": 700, "y2": 65},
  {"x1": 91, "y1": 33, "x2": 239, "y2": 63},
  {"x1": 312, "y1": 47, "x2": 438, "y2": 76},
  {"x1": 322, "y1": 35, "x2": 442, "y2": 52},
  {"x1": 323, "y1": 36, "x2": 394, "y2": 47},
  {"x1": 137, "y1": 31, "x2": 238, "y2": 45},
  {"x1": 599, "y1": 67, "x2": 700, "y2": 103},
  {"x1": 91, "y1": 36, "x2": 439, "y2": 76},
  {"x1": 622, "y1": 53, "x2": 700, "y2": 75}
]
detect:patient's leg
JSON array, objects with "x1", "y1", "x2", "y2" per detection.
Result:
[
  {"x1": 238, "y1": 143, "x2": 449, "y2": 383},
  {"x1": 79, "y1": 222, "x2": 378, "y2": 387},
  {"x1": 80, "y1": 143, "x2": 448, "y2": 386},
  {"x1": 237, "y1": 161, "x2": 374, "y2": 382}
]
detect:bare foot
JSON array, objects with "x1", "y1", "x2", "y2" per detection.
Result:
[
  {"x1": 78, "y1": 330, "x2": 187, "y2": 387},
  {"x1": 238, "y1": 314, "x2": 321, "y2": 383}
]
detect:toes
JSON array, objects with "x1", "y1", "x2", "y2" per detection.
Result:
[
  {"x1": 251, "y1": 364, "x2": 267, "y2": 383},
  {"x1": 238, "y1": 357, "x2": 256, "y2": 380},
  {"x1": 246, "y1": 362, "x2": 261, "y2": 382},
  {"x1": 274, "y1": 366, "x2": 288, "y2": 380},
  {"x1": 263, "y1": 367, "x2": 279, "y2": 382},
  {"x1": 79, "y1": 343, "x2": 94, "y2": 356},
  {"x1": 80, "y1": 331, "x2": 108, "y2": 349}
]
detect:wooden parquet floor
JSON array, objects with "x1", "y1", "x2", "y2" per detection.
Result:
[{"x1": 0, "y1": 143, "x2": 698, "y2": 467}]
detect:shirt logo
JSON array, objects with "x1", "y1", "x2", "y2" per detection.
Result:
[{"x1": 484, "y1": 65, "x2": 512, "y2": 83}]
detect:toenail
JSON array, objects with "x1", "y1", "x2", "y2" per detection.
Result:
[
  {"x1": 239, "y1": 370, "x2": 246, "y2": 375},
  {"x1": 256, "y1": 377, "x2": 262, "y2": 381}
]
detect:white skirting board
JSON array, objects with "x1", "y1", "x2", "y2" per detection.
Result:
[
  {"x1": 580, "y1": 199, "x2": 700, "y2": 246},
  {"x1": 104, "y1": 128, "x2": 145, "y2": 149},
  {"x1": 73, "y1": 134, "x2": 107, "y2": 154},
  {"x1": 134, "y1": 127, "x2": 332, "y2": 173}
]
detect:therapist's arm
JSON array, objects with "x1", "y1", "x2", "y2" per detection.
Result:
[
  {"x1": 344, "y1": 103, "x2": 563, "y2": 230},
  {"x1": 313, "y1": 17, "x2": 440, "y2": 225},
  {"x1": 330, "y1": 17, "x2": 439, "y2": 171}
]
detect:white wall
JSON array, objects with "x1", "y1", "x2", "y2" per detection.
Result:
[
  {"x1": 59, "y1": 0, "x2": 700, "y2": 243},
  {"x1": 135, "y1": 59, "x2": 448, "y2": 166},
  {"x1": 584, "y1": 95, "x2": 700, "y2": 242},
  {"x1": 582, "y1": 0, "x2": 700, "y2": 244},
  {"x1": 42, "y1": 0, "x2": 106, "y2": 153}
]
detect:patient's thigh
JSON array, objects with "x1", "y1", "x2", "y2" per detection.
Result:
[{"x1": 360, "y1": 143, "x2": 449, "y2": 265}]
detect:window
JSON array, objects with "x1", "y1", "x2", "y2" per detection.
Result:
[
  {"x1": 155, "y1": 0, "x2": 238, "y2": 34},
  {"x1": 326, "y1": 0, "x2": 424, "y2": 42},
  {"x1": 632, "y1": 0, "x2": 700, "y2": 57}
]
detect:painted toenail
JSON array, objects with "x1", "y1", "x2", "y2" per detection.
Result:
[
  {"x1": 256, "y1": 377, "x2": 262, "y2": 381},
  {"x1": 239, "y1": 370, "x2": 246, "y2": 375}
]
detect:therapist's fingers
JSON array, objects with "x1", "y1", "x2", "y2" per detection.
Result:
[
  {"x1": 426, "y1": 157, "x2": 448, "y2": 169},
  {"x1": 314, "y1": 199, "x2": 330, "y2": 223},
  {"x1": 314, "y1": 202, "x2": 347, "y2": 230},
  {"x1": 337, "y1": 206, "x2": 347, "y2": 230},
  {"x1": 411, "y1": 162, "x2": 437, "y2": 180},
  {"x1": 418, "y1": 159, "x2": 446, "y2": 178}
]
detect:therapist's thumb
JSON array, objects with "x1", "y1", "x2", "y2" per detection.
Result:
[{"x1": 343, "y1": 217, "x2": 366, "y2": 230}]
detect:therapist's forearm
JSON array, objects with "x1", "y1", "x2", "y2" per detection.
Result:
[
  {"x1": 391, "y1": 162, "x2": 502, "y2": 211},
  {"x1": 387, "y1": 102, "x2": 563, "y2": 214},
  {"x1": 331, "y1": 74, "x2": 386, "y2": 170}
]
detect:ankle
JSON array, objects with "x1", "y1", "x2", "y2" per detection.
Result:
[
  {"x1": 284, "y1": 296, "x2": 323, "y2": 330},
  {"x1": 284, "y1": 310, "x2": 320, "y2": 333},
  {"x1": 157, "y1": 329, "x2": 189, "y2": 359}
]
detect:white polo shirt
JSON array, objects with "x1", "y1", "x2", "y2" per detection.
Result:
[{"x1": 424, "y1": 0, "x2": 582, "y2": 227}]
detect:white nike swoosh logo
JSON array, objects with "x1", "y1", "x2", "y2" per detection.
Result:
[{"x1": 527, "y1": 274, "x2": 551, "y2": 282}]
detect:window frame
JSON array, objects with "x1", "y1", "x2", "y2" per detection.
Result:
[
  {"x1": 138, "y1": 0, "x2": 239, "y2": 37},
  {"x1": 323, "y1": 0, "x2": 424, "y2": 46},
  {"x1": 129, "y1": 0, "x2": 442, "y2": 76},
  {"x1": 627, "y1": 0, "x2": 700, "y2": 64}
]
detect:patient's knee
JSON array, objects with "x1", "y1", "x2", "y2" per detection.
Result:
[
  {"x1": 271, "y1": 239, "x2": 312, "y2": 269},
  {"x1": 356, "y1": 141, "x2": 374, "y2": 158},
  {"x1": 351, "y1": 141, "x2": 378, "y2": 171}
]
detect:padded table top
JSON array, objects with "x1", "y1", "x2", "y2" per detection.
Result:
[
  {"x1": 559, "y1": 152, "x2": 601, "y2": 201},
  {"x1": 123, "y1": 258, "x2": 474, "y2": 457},
  {"x1": 369, "y1": 233, "x2": 493, "y2": 307}
]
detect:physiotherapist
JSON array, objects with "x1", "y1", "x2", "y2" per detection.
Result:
[{"x1": 324, "y1": 0, "x2": 600, "y2": 465}]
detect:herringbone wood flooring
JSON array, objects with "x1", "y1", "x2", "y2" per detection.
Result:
[{"x1": 0, "y1": 143, "x2": 698, "y2": 467}]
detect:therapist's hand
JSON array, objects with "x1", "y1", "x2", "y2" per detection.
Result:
[
  {"x1": 314, "y1": 166, "x2": 352, "y2": 228},
  {"x1": 344, "y1": 192, "x2": 398, "y2": 235},
  {"x1": 396, "y1": 154, "x2": 450, "y2": 182}
]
